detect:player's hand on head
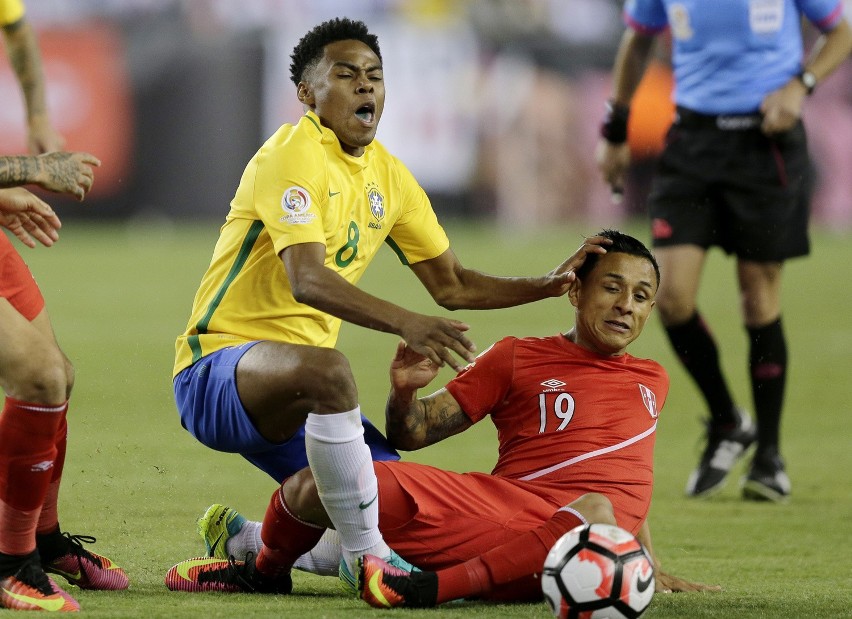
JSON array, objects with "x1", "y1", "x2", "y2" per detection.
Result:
[
  {"x1": 36, "y1": 151, "x2": 101, "y2": 200},
  {"x1": 399, "y1": 315, "x2": 475, "y2": 372},
  {"x1": 0, "y1": 187, "x2": 62, "y2": 248},
  {"x1": 546, "y1": 234, "x2": 613, "y2": 296}
]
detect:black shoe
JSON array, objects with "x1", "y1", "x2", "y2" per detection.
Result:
[
  {"x1": 685, "y1": 408, "x2": 756, "y2": 497},
  {"x1": 165, "y1": 552, "x2": 292, "y2": 594},
  {"x1": 358, "y1": 554, "x2": 438, "y2": 608},
  {"x1": 0, "y1": 550, "x2": 80, "y2": 611},
  {"x1": 742, "y1": 451, "x2": 791, "y2": 502}
]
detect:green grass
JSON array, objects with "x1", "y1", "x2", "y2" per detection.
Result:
[{"x1": 14, "y1": 218, "x2": 852, "y2": 618}]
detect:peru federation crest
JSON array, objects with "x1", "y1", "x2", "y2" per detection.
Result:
[
  {"x1": 638, "y1": 384, "x2": 659, "y2": 419},
  {"x1": 366, "y1": 182, "x2": 385, "y2": 222}
]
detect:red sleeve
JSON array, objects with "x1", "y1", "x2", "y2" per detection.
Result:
[{"x1": 445, "y1": 337, "x2": 516, "y2": 423}]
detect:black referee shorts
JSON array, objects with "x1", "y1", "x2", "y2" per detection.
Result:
[{"x1": 648, "y1": 107, "x2": 812, "y2": 262}]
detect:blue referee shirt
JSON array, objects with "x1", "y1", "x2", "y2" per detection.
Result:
[{"x1": 624, "y1": 0, "x2": 845, "y2": 114}]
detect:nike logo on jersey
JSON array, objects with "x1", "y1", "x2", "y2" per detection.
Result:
[{"x1": 328, "y1": 190, "x2": 340, "y2": 197}]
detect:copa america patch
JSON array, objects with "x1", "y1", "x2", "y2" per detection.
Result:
[
  {"x1": 638, "y1": 384, "x2": 659, "y2": 419},
  {"x1": 280, "y1": 186, "x2": 316, "y2": 224}
]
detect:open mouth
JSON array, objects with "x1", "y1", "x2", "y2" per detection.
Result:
[
  {"x1": 355, "y1": 102, "x2": 376, "y2": 123},
  {"x1": 606, "y1": 320, "x2": 629, "y2": 331}
]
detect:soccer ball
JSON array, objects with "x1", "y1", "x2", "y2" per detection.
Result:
[{"x1": 542, "y1": 523, "x2": 655, "y2": 619}]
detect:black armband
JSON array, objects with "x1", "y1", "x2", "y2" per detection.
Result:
[{"x1": 600, "y1": 100, "x2": 630, "y2": 144}]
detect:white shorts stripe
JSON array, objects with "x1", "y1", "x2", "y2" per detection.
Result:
[{"x1": 518, "y1": 422, "x2": 657, "y2": 481}]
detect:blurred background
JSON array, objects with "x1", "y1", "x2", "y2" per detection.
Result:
[{"x1": 2, "y1": 0, "x2": 851, "y2": 230}]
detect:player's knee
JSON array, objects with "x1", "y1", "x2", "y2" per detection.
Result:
[
  {"x1": 309, "y1": 349, "x2": 358, "y2": 410},
  {"x1": 656, "y1": 292, "x2": 694, "y2": 325},
  {"x1": 63, "y1": 357, "x2": 75, "y2": 398},
  {"x1": 282, "y1": 468, "x2": 329, "y2": 526},
  {"x1": 11, "y1": 348, "x2": 68, "y2": 404},
  {"x1": 570, "y1": 493, "x2": 616, "y2": 526}
]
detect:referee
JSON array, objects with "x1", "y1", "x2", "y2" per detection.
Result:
[{"x1": 596, "y1": 0, "x2": 851, "y2": 502}]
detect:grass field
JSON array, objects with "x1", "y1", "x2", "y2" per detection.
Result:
[{"x1": 15, "y1": 218, "x2": 852, "y2": 618}]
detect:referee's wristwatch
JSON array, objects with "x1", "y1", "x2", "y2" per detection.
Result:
[{"x1": 798, "y1": 70, "x2": 817, "y2": 95}]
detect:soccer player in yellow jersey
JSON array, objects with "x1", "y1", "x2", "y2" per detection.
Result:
[
  {"x1": 172, "y1": 17, "x2": 608, "y2": 592},
  {"x1": 0, "y1": 0, "x2": 63, "y2": 153}
]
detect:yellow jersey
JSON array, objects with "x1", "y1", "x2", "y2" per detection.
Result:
[
  {"x1": 0, "y1": 0, "x2": 24, "y2": 26},
  {"x1": 174, "y1": 111, "x2": 450, "y2": 375}
]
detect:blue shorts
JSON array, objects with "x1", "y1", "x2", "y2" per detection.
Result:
[{"x1": 173, "y1": 341, "x2": 400, "y2": 482}]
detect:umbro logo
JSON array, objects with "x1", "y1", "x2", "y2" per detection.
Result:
[
  {"x1": 31, "y1": 460, "x2": 54, "y2": 472},
  {"x1": 540, "y1": 379, "x2": 566, "y2": 389}
]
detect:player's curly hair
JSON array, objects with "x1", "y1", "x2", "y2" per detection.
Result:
[
  {"x1": 290, "y1": 18, "x2": 382, "y2": 87},
  {"x1": 575, "y1": 229, "x2": 661, "y2": 286}
]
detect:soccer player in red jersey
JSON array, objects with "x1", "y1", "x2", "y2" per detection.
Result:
[
  {"x1": 0, "y1": 152, "x2": 130, "y2": 612},
  {"x1": 166, "y1": 230, "x2": 719, "y2": 606}
]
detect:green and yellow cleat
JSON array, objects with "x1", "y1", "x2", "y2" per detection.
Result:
[{"x1": 197, "y1": 504, "x2": 247, "y2": 560}]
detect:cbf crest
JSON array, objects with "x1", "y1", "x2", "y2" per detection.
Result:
[
  {"x1": 638, "y1": 384, "x2": 659, "y2": 419},
  {"x1": 365, "y1": 182, "x2": 385, "y2": 223}
]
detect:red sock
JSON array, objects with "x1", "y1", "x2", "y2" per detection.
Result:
[
  {"x1": 0, "y1": 397, "x2": 66, "y2": 556},
  {"x1": 254, "y1": 483, "x2": 325, "y2": 579},
  {"x1": 436, "y1": 508, "x2": 585, "y2": 604},
  {"x1": 37, "y1": 415, "x2": 67, "y2": 535}
]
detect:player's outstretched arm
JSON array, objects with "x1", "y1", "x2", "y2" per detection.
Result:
[
  {"x1": 409, "y1": 235, "x2": 611, "y2": 310},
  {"x1": 0, "y1": 152, "x2": 101, "y2": 200},
  {"x1": 385, "y1": 341, "x2": 472, "y2": 451},
  {"x1": 282, "y1": 242, "x2": 476, "y2": 370},
  {"x1": 0, "y1": 187, "x2": 62, "y2": 248}
]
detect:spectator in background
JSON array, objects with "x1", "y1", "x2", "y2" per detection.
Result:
[
  {"x1": 1, "y1": 0, "x2": 63, "y2": 153},
  {"x1": 596, "y1": 0, "x2": 852, "y2": 502}
]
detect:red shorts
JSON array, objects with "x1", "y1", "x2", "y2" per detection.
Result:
[
  {"x1": 0, "y1": 234, "x2": 45, "y2": 320},
  {"x1": 375, "y1": 460, "x2": 584, "y2": 571}
]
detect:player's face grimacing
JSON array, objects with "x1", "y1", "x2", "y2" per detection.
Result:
[
  {"x1": 569, "y1": 252, "x2": 657, "y2": 356},
  {"x1": 298, "y1": 39, "x2": 385, "y2": 157}
]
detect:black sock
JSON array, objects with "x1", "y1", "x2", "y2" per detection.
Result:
[
  {"x1": 0, "y1": 549, "x2": 38, "y2": 577},
  {"x1": 35, "y1": 527, "x2": 65, "y2": 563},
  {"x1": 664, "y1": 313, "x2": 737, "y2": 426},
  {"x1": 748, "y1": 317, "x2": 786, "y2": 456}
]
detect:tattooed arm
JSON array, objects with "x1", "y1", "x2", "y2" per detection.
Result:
[
  {"x1": 385, "y1": 340, "x2": 473, "y2": 451},
  {"x1": 0, "y1": 152, "x2": 100, "y2": 200},
  {"x1": 2, "y1": 17, "x2": 64, "y2": 153}
]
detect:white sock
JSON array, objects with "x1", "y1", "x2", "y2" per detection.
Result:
[
  {"x1": 305, "y1": 408, "x2": 390, "y2": 571},
  {"x1": 228, "y1": 520, "x2": 340, "y2": 576},
  {"x1": 293, "y1": 529, "x2": 342, "y2": 576},
  {"x1": 225, "y1": 519, "x2": 262, "y2": 560}
]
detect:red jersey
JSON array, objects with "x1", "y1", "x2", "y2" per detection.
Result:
[{"x1": 445, "y1": 335, "x2": 668, "y2": 530}]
